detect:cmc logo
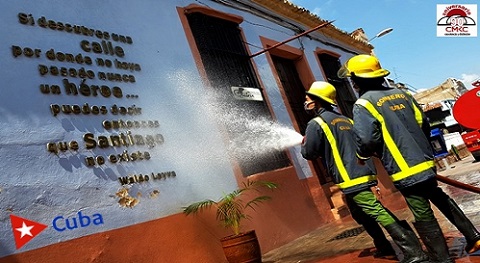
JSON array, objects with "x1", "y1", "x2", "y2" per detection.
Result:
[
  {"x1": 437, "y1": 4, "x2": 477, "y2": 37},
  {"x1": 445, "y1": 26, "x2": 469, "y2": 32},
  {"x1": 53, "y1": 211, "x2": 104, "y2": 232}
]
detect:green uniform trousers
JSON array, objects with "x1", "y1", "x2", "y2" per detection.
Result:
[
  {"x1": 350, "y1": 183, "x2": 436, "y2": 224},
  {"x1": 348, "y1": 190, "x2": 398, "y2": 227},
  {"x1": 398, "y1": 178, "x2": 438, "y2": 222}
]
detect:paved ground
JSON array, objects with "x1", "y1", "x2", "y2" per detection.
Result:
[{"x1": 263, "y1": 155, "x2": 480, "y2": 263}]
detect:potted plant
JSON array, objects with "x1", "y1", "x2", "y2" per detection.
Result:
[{"x1": 183, "y1": 180, "x2": 278, "y2": 263}]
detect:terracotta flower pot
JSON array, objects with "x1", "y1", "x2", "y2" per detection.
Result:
[{"x1": 220, "y1": 230, "x2": 262, "y2": 263}]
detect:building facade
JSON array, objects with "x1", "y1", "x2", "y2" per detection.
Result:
[{"x1": 0, "y1": 1, "x2": 387, "y2": 262}]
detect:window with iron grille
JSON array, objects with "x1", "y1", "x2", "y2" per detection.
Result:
[
  {"x1": 186, "y1": 12, "x2": 291, "y2": 176},
  {"x1": 318, "y1": 53, "x2": 356, "y2": 118}
]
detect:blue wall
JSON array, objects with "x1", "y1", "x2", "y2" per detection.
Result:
[{"x1": 0, "y1": 0, "x2": 363, "y2": 256}]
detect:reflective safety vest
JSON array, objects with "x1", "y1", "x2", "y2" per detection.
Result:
[
  {"x1": 313, "y1": 117, "x2": 376, "y2": 191},
  {"x1": 355, "y1": 97, "x2": 435, "y2": 183}
]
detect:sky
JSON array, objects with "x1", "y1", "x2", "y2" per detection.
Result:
[{"x1": 287, "y1": 0, "x2": 480, "y2": 91}]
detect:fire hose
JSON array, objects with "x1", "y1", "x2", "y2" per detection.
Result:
[{"x1": 436, "y1": 174, "x2": 480, "y2": 194}]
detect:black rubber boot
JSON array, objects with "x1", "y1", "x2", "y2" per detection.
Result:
[
  {"x1": 385, "y1": 221, "x2": 431, "y2": 263},
  {"x1": 345, "y1": 194, "x2": 398, "y2": 259},
  {"x1": 413, "y1": 220, "x2": 454, "y2": 263},
  {"x1": 432, "y1": 196, "x2": 480, "y2": 253},
  {"x1": 373, "y1": 247, "x2": 398, "y2": 259},
  {"x1": 360, "y1": 218, "x2": 397, "y2": 259},
  {"x1": 371, "y1": 233, "x2": 397, "y2": 259}
]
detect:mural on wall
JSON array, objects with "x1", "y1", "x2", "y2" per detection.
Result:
[
  {"x1": 15, "y1": 13, "x2": 170, "y2": 182},
  {"x1": 0, "y1": 0, "x2": 321, "y2": 257},
  {"x1": 0, "y1": 2, "x2": 239, "y2": 256}
]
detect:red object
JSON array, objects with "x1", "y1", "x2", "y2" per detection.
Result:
[
  {"x1": 10, "y1": 214, "x2": 47, "y2": 249},
  {"x1": 472, "y1": 80, "x2": 480, "y2": 87},
  {"x1": 452, "y1": 87, "x2": 480, "y2": 129},
  {"x1": 221, "y1": 230, "x2": 262, "y2": 263},
  {"x1": 460, "y1": 130, "x2": 480, "y2": 161},
  {"x1": 436, "y1": 174, "x2": 480, "y2": 194}
]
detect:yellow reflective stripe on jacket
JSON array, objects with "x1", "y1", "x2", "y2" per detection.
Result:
[
  {"x1": 390, "y1": 160, "x2": 435, "y2": 181},
  {"x1": 404, "y1": 90, "x2": 423, "y2": 127},
  {"x1": 355, "y1": 99, "x2": 409, "y2": 169},
  {"x1": 355, "y1": 99, "x2": 435, "y2": 181},
  {"x1": 337, "y1": 175, "x2": 376, "y2": 189},
  {"x1": 313, "y1": 117, "x2": 375, "y2": 189},
  {"x1": 413, "y1": 102, "x2": 423, "y2": 127}
]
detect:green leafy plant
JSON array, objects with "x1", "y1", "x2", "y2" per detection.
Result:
[{"x1": 183, "y1": 180, "x2": 278, "y2": 236}]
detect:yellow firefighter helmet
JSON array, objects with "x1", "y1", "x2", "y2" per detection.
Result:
[
  {"x1": 337, "y1": 54, "x2": 390, "y2": 78},
  {"x1": 306, "y1": 81, "x2": 337, "y2": 105}
]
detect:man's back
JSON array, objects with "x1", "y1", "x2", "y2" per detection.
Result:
[
  {"x1": 302, "y1": 109, "x2": 377, "y2": 194},
  {"x1": 352, "y1": 87, "x2": 435, "y2": 188}
]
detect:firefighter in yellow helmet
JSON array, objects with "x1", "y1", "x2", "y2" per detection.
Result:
[
  {"x1": 339, "y1": 54, "x2": 480, "y2": 262},
  {"x1": 301, "y1": 81, "x2": 412, "y2": 261}
]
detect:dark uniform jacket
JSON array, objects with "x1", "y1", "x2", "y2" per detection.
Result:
[
  {"x1": 352, "y1": 86, "x2": 436, "y2": 189},
  {"x1": 301, "y1": 108, "x2": 377, "y2": 194}
]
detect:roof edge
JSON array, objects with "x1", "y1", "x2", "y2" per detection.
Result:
[{"x1": 250, "y1": 0, "x2": 373, "y2": 54}]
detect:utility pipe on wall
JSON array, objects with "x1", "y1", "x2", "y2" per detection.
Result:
[{"x1": 249, "y1": 20, "x2": 335, "y2": 58}]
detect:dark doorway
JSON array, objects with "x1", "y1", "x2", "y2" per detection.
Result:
[
  {"x1": 271, "y1": 55, "x2": 332, "y2": 184},
  {"x1": 318, "y1": 53, "x2": 357, "y2": 118}
]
